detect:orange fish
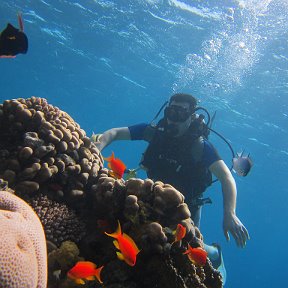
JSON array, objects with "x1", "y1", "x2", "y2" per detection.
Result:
[
  {"x1": 172, "y1": 223, "x2": 186, "y2": 244},
  {"x1": 105, "y1": 220, "x2": 140, "y2": 266},
  {"x1": 183, "y1": 244, "x2": 207, "y2": 267},
  {"x1": 104, "y1": 151, "x2": 126, "y2": 179},
  {"x1": 67, "y1": 261, "x2": 104, "y2": 285}
]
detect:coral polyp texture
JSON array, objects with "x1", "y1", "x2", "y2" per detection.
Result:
[
  {"x1": 26, "y1": 194, "x2": 86, "y2": 247},
  {"x1": 0, "y1": 97, "x2": 223, "y2": 288},
  {"x1": 0, "y1": 190, "x2": 47, "y2": 288},
  {"x1": 0, "y1": 97, "x2": 103, "y2": 204}
]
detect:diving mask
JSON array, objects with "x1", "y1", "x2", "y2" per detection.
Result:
[{"x1": 164, "y1": 105, "x2": 192, "y2": 122}]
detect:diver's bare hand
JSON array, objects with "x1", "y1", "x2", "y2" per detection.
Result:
[{"x1": 223, "y1": 213, "x2": 250, "y2": 248}]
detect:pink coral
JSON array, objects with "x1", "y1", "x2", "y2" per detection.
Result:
[{"x1": 0, "y1": 191, "x2": 47, "y2": 288}]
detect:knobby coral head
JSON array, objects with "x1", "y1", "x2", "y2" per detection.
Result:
[{"x1": 0, "y1": 190, "x2": 47, "y2": 288}]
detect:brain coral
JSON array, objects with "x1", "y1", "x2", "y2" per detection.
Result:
[{"x1": 0, "y1": 190, "x2": 47, "y2": 288}]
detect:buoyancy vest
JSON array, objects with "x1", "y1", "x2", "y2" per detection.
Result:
[{"x1": 140, "y1": 119, "x2": 212, "y2": 204}]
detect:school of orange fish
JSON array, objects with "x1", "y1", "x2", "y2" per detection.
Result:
[{"x1": 65, "y1": 153, "x2": 208, "y2": 286}]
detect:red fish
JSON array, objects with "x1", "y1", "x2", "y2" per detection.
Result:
[
  {"x1": 105, "y1": 220, "x2": 140, "y2": 266},
  {"x1": 183, "y1": 244, "x2": 207, "y2": 267},
  {"x1": 67, "y1": 261, "x2": 104, "y2": 285},
  {"x1": 172, "y1": 223, "x2": 186, "y2": 244},
  {"x1": 104, "y1": 152, "x2": 126, "y2": 179}
]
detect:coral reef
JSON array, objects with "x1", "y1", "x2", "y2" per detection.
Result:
[
  {"x1": 0, "y1": 189, "x2": 47, "y2": 288},
  {"x1": 0, "y1": 96, "x2": 102, "y2": 247},
  {"x1": 47, "y1": 240, "x2": 83, "y2": 287},
  {"x1": 48, "y1": 241, "x2": 81, "y2": 273},
  {"x1": 26, "y1": 194, "x2": 86, "y2": 247},
  {"x1": 0, "y1": 97, "x2": 223, "y2": 288},
  {"x1": 82, "y1": 171, "x2": 222, "y2": 287},
  {"x1": 0, "y1": 96, "x2": 103, "y2": 206}
]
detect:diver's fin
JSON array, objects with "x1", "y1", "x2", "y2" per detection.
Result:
[
  {"x1": 17, "y1": 12, "x2": 24, "y2": 32},
  {"x1": 2, "y1": 23, "x2": 18, "y2": 35},
  {"x1": 211, "y1": 243, "x2": 226, "y2": 285},
  {"x1": 0, "y1": 55, "x2": 16, "y2": 58},
  {"x1": 0, "y1": 22, "x2": 28, "y2": 56}
]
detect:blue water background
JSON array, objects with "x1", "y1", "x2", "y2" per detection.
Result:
[{"x1": 1, "y1": 1, "x2": 287, "y2": 287}]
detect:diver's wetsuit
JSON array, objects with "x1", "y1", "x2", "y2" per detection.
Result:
[{"x1": 128, "y1": 122, "x2": 221, "y2": 227}]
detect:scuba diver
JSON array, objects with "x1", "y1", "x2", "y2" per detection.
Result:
[{"x1": 95, "y1": 93, "x2": 251, "y2": 285}]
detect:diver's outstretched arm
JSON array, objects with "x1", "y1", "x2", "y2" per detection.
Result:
[
  {"x1": 95, "y1": 127, "x2": 131, "y2": 152},
  {"x1": 209, "y1": 160, "x2": 250, "y2": 248}
]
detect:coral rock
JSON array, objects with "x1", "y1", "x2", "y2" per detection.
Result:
[
  {"x1": 153, "y1": 182, "x2": 185, "y2": 214},
  {"x1": 0, "y1": 97, "x2": 103, "y2": 206},
  {"x1": 15, "y1": 181, "x2": 40, "y2": 194},
  {"x1": 48, "y1": 241, "x2": 81, "y2": 272}
]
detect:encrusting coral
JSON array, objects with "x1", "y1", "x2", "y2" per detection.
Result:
[
  {"x1": 26, "y1": 194, "x2": 86, "y2": 247},
  {"x1": 0, "y1": 189, "x2": 47, "y2": 288},
  {"x1": 0, "y1": 97, "x2": 223, "y2": 288}
]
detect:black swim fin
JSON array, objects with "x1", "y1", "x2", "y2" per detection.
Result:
[{"x1": 0, "y1": 23, "x2": 28, "y2": 56}]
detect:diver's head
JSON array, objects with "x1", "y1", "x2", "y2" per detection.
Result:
[
  {"x1": 168, "y1": 93, "x2": 197, "y2": 112},
  {"x1": 164, "y1": 93, "x2": 197, "y2": 137}
]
